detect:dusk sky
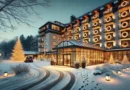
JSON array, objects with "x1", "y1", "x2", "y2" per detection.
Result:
[{"x1": 0, "y1": 0, "x2": 112, "y2": 42}]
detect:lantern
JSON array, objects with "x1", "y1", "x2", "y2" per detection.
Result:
[
  {"x1": 127, "y1": 68, "x2": 129, "y2": 70},
  {"x1": 105, "y1": 74, "x2": 110, "y2": 81},
  {"x1": 117, "y1": 70, "x2": 121, "y2": 75},
  {"x1": 122, "y1": 68, "x2": 126, "y2": 71},
  {"x1": 4, "y1": 72, "x2": 8, "y2": 77}
]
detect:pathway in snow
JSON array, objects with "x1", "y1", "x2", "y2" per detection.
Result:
[{"x1": 1, "y1": 61, "x2": 130, "y2": 90}]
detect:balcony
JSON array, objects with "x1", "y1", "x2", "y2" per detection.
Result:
[
  {"x1": 119, "y1": 40, "x2": 130, "y2": 48},
  {"x1": 105, "y1": 41, "x2": 116, "y2": 49},
  {"x1": 119, "y1": 9, "x2": 130, "y2": 19},
  {"x1": 118, "y1": 0, "x2": 130, "y2": 9},
  {"x1": 119, "y1": 31, "x2": 130, "y2": 39}
]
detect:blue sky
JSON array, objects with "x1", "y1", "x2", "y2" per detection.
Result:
[{"x1": 0, "y1": 0, "x2": 112, "y2": 41}]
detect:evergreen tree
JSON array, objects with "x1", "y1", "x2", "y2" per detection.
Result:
[
  {"x1": 122, "y1": 55, "x2": 129, "y2": 64},
  {"x1": 11, "y1": 38, "x2": 25, "y2": 61},
  {"x1": 108, "y1": 54, "x2": 115, "y2": 64}
]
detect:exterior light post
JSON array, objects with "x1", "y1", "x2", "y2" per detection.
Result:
[
  {"x1": 105, "y1": 74, "x2": 110, "y2": 81},
  {"x1": 117, "y1": 70, "x2": 121, "y2": 75},
  {"x1": 4, "y1": 72, "x2": 8, "y2": 77}
]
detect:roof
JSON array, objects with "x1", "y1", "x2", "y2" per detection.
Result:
[
  {"x1": 24, "y1": 51, "x2": 38, "y2": 55},
  {"x1": 105, "y1": 48, "x2": 130, "y2": 52},
  {"x1": 54, "y1": 40, "x2": 104, "y2": 51}
]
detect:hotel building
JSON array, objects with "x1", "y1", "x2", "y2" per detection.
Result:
[{"x1": 38, "y1": 0, "x2": 130, "y2": 67}]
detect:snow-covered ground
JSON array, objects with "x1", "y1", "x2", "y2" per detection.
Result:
[{"x1": 0, "y1": 60, "x2": 130, "y2": 90}]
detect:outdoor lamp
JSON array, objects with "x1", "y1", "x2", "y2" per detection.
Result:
[
  {"x1": 105, "y1": 74, "x2": 110, "y2": 81},
  {"x1": 4, "y1": 72, "x2": 8, "y2": 77},
  {"x1": 123, "y1": 69, "x2": 125, "y2": 71},
  {"x1": 117, "y1": 70, "x2": 121, "y2": 75},
  {"x1": 0, "y1": 53, "x2": 1, "y2": 56}
]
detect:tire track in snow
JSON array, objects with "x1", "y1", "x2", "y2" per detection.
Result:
[
  {"x1": 39, "y1": 70, "x2": 64, "y2": 90},
  {"x1": 17, "y1": 64, "x2": 50, "y2": 90},
  {"x1": 62, "y1": 71, "x2": 75, "y2": 90}
]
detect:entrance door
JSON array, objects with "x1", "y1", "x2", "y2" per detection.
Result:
[{"x1": 63, "y1": 54, "x2": 71, "y2": 66}]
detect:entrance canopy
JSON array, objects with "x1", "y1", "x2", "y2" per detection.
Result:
[{"x1": 54, "y1": 40, "x2": 104, "y2": 51}]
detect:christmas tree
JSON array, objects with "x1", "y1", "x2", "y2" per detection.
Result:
[
  {"x1": 108, "y1": 54, "x2": 115, "y2": 64},
  {"x1": 11, "y1": 38, "x2": 25, "y2": 61},
  {"x1": 122, "y1": 55, "x2": 129, "y2": 64}
]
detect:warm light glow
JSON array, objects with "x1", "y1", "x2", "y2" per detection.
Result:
[
  {"x1": 117, "y1": 70, "x2": 121, "y2": 75},
  {"x1": 106, "y1": 74, "x2": 110, "y2": 81},
  {"x1": 4, "y1": 72, "x2": 8, "y2": 77},
  {"x1": 114, "y1": 41, "x2": 116, "y2": 46}
]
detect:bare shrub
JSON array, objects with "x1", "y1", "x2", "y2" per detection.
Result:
[{"x1": 11, "y1": 64, "x2": 30, "y2": 75}]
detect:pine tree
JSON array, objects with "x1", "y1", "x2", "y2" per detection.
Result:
[
  {"x1": 11, "y1": 38, "x2": 25, "y2": 61},
  {"x1": 122, "y1": 55, "x2": 129, "y2": 64},
  {"x1": 108, "y1": 54, "x2": 115, "y2": 64}
]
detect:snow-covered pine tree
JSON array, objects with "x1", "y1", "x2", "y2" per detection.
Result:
[
  {"x1": 108, "y1": 54, "x2": 115, "y2": 64},
  {"x1": 11, "y1": 38, "x2": 25, "y2": 61},
  {"x1": 122, "y1": 55, "x2": 129, "y2": 64}
]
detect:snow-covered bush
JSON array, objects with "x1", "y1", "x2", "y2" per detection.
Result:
[
  {"x1": 11, "y1": 64, "x2": 30, "y2": 75},
  {"x1": 95, "y1": 64, "x2": 113, "y2": 74},
  {"x1": 93, "y1": 70, "x2": 102, "y2": 75}
]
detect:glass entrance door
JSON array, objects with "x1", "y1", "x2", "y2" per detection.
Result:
[{"x1": 63, "y1": 54, "x2": 71, "y2": 66}]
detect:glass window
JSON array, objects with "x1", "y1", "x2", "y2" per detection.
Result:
[
  {"x1": 52, "y1": 24, "x2": 60, "y2": 31},
  {"x1": 53, "y1": 36, "x2": 56, "y2": 39}
]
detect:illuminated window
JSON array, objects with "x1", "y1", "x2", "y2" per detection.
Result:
[
  {"x1": 52, "y1": 24, "x2": 60, "y2": 31},
  {"x1": 53, "y1": 36, "x2": 56, "y2": 39},
  {"x1": 53, "y1": 42, "x2": 57, "y2": 46}
]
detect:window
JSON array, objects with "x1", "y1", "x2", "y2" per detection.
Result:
[
  {"x1": 53, "y1": 35, "x2": 56, "y2": 39},
  {"x1": 52, "y1": 24, "x2": 60, "y2": 31},
  {"x1": 53, "y1": 42, "x2": 57, "y2": 46},
  {"x1": 45, "y1": 42, "x2": 48, "y2": 46},
  {"x1": 46, "y1": 35, "x2": 48, "y2": 39}
]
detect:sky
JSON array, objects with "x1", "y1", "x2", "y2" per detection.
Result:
[{"x1": 0, "y1": 0, "x2": 112, "y2": 42}]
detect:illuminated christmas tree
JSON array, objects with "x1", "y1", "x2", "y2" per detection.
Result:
[
  {"x1": 108, "y1": 54, "x2": 115, "y2": 64},
  {"x1": 11, "y1": 38, "x2": 25, "y2": 61},
  {"x1": 122, "y1": 55, "x2": 129, "y2": 64}
]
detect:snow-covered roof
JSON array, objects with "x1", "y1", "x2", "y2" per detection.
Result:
[
  {"x1": 54, "y1": 40, "x2": 104, "y2": 50},
  {"x1": 24, "y1": 51, "x2": 38, "y2": 55}
]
